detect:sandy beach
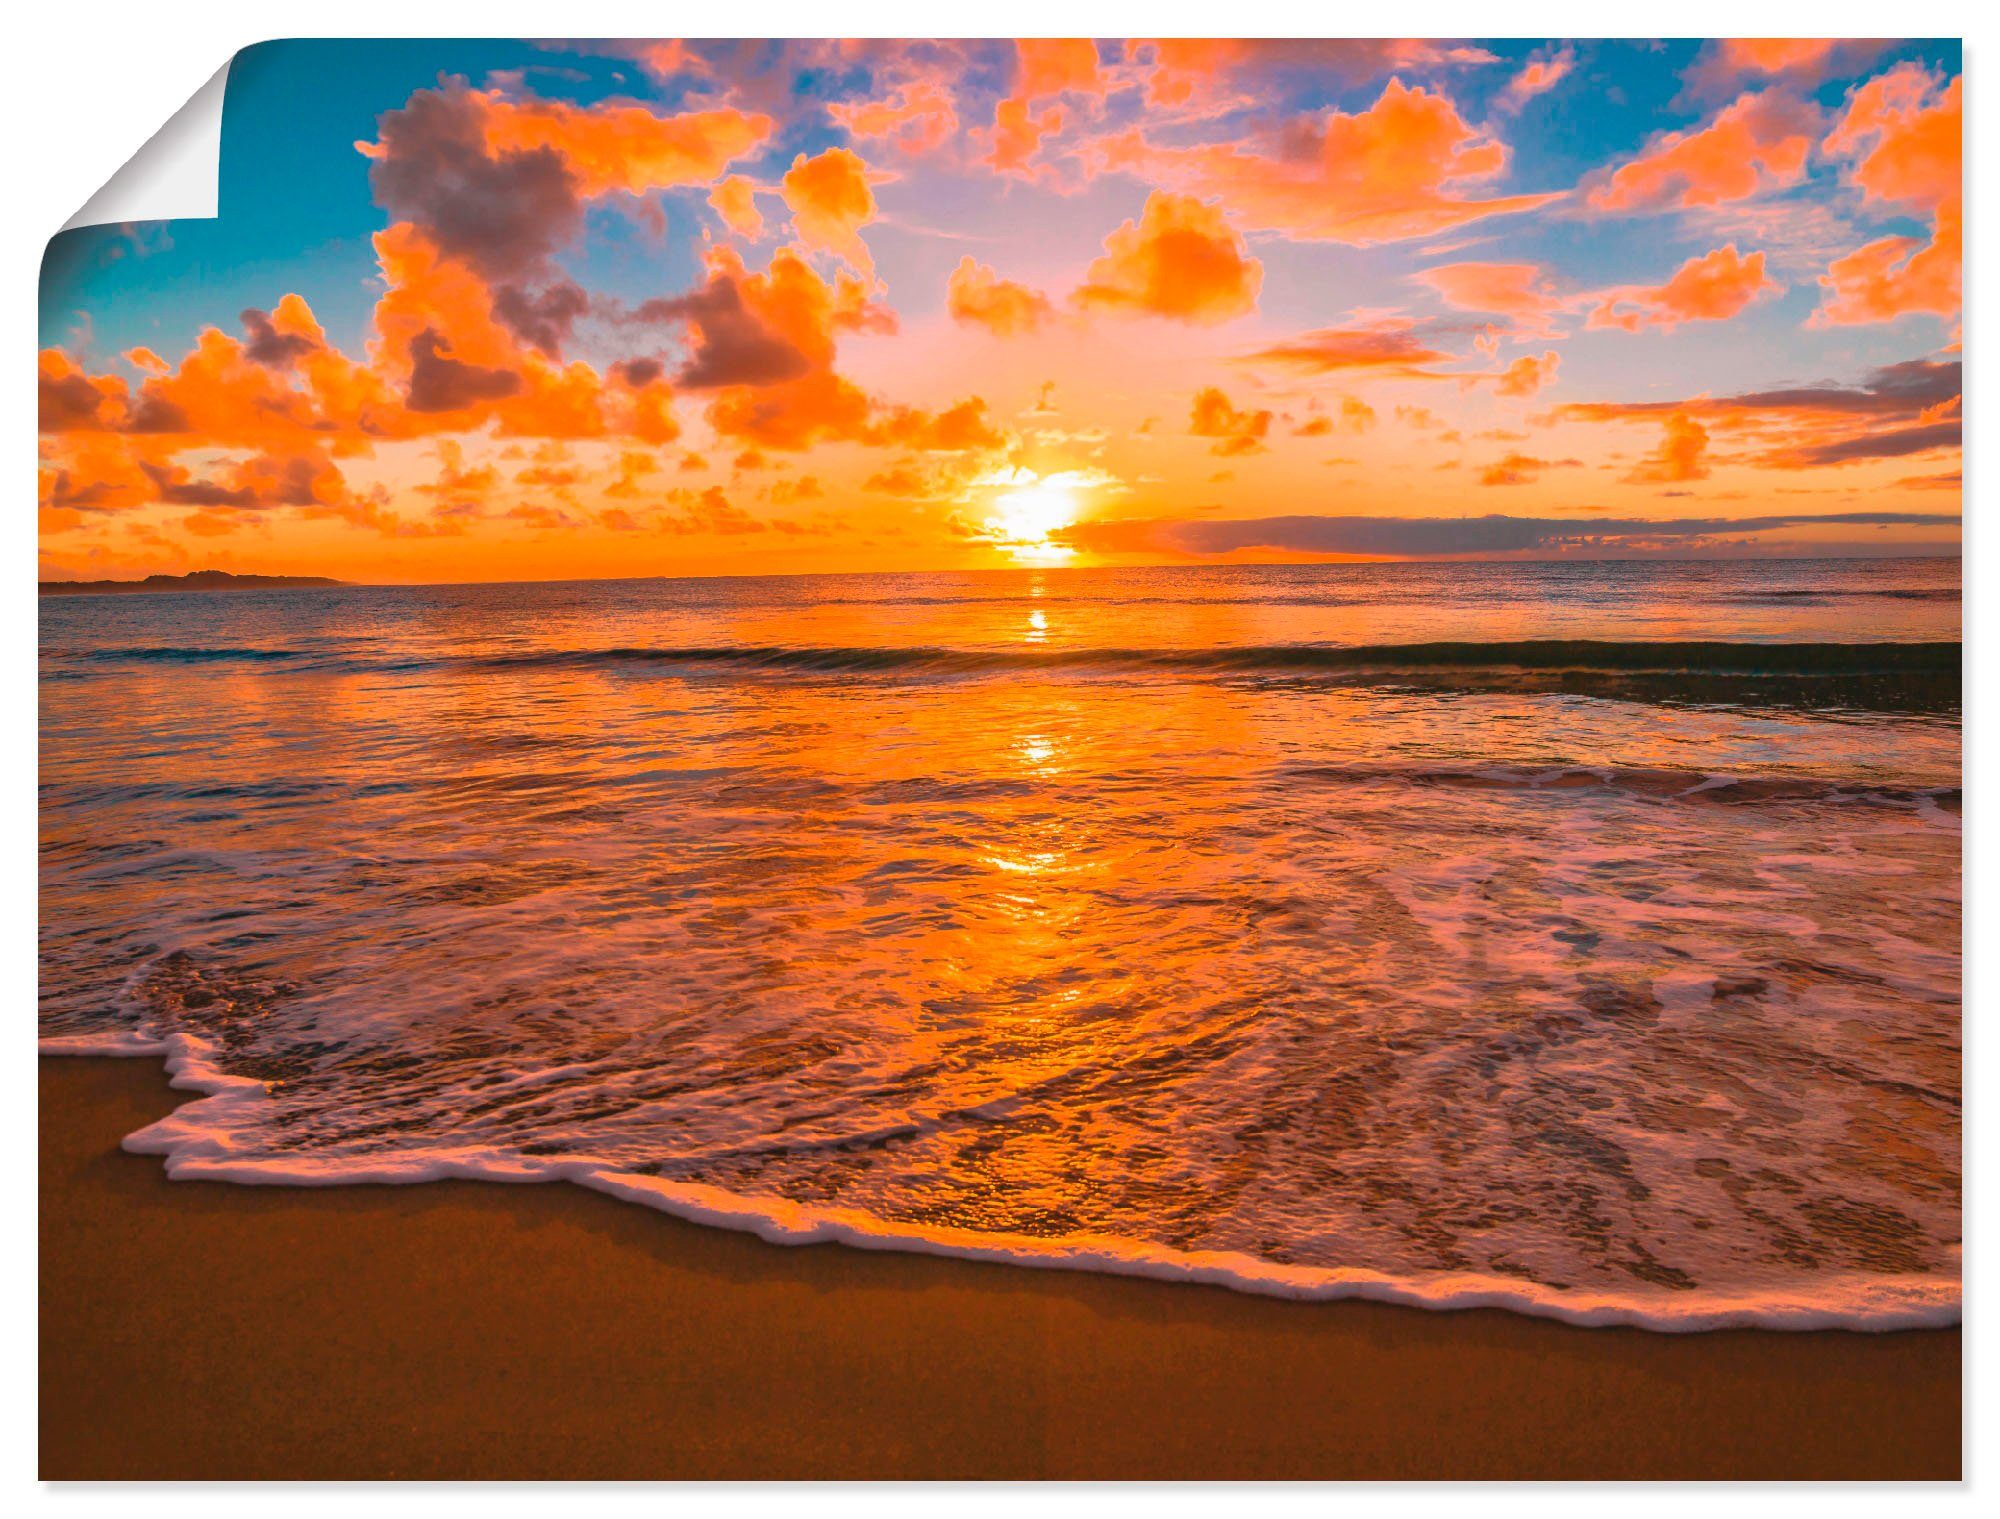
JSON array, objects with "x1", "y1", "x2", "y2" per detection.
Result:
[{"x1": 40, "y1": 1056, "x2": 1960, "y2": 1480}]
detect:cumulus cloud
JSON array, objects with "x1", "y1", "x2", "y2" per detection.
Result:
[
  {"x1": 947, "y1": 257, "x2": 1054, "y2": 336},
  {"x1": 1679, "y1": 39, "x2": 1887, "y2": 102},
  {"x1": 1188, "y1": 386, "x2": 1272, "y2": 455},
  {"x1": 979, "y1": 38, "x2": 1107, "y2": 174},
  {"x1": 633, "y1": 267, "x2": 816, "y2": 390},
  {"x1": 1815, "y1": 66, "x2": 1961, "y2": 326},
  {"x1": 1586, "y1": 89, "x2": 1818, "y2": 214},
  {"x1": 1098, "y1": 79, "x2": 1561, "y2": 244},
  {"x1": 1072, "y1": 192, "x2": 1262, "y2": 324},
  {"x1": 1489, "y1": 351, "x2": 1560, "y2": 398},
  {"x1": 1624, "y1": 413, "x2": 1711, "y2": 483},
  {"x1": 491, "y1": 280, "x2": 590, "y2": 356},
  {"x1": 630, "y1": 246, "x2": 1000, "y2": 455},
  {"x1": 239, "y1": 297, "x2": 325, "y2": 367},
  {"x1": 780, "y1": 147, "x2": 878, "y2": 274},
  {"x1": 404, "y1": 328, "x2": 525, "y2": 413},
  {"x1": 363, "y1": 80, "x2": 770, "y2": 279},
  {"x1": 707, "y1": 176, "x2": 765, "y2": 240},
  {"x1": 1588, "y1": 245, "x2": 1781, "y2": 332},
  {"x1": 366, "y1": 84, "x2": 585, "y2": 280}
]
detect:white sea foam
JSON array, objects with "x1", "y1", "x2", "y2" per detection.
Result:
[{"x1": 44, "y1": 1022, "x2": 1961, "y2": 1334}]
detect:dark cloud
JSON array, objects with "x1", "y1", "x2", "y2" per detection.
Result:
[
  {"x1": 404, "y1": 329, "x2": 524, "y2": 413},
  {"x1": 140, "y1": 453, "x2": 345, "y2": 510},
  {"x1": 368, "y1": 83, "x2": 582, "y2": 280},
  {"x1": 44, "y1": 472, "x2": 117, "y2": 508},
  {"x1": 1062, "y1": 511, "x2": 1962, "y2": 558},
  {"x1": 632, "y1": 274, "x2": 812, "y2": 389},
  {"x1": 1561, "y1": 360, "x2": 1962, "y2": 422},
  {"x1": 491, "y1": 280, "x2": 590, "y2": 356},
  {"x1": 611, "y1": 357, "x2": 665, "y2": 387},
  {"x1": 123, "y1": 394, "x2": 192, "y2": 434},
  {"x1": 1777, "y1": 421, "x2": 1964, "y2": 467},
  {"x1": 1728, "y1": 361, "x2": 1962, "y2": 417},
  {"x1": 38, "y1": 369, "x2": 109, "y2": 431},
  {"x1": 141, "y1": 464, "x2": 255, "y2": 508},
  {"x1": 240, "y1": 307, "x2": 321, "y2": 367}
]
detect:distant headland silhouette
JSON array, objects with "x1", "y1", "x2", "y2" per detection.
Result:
[{"x1": 39, "y1": 569, "x2": 348, "y2": 596}]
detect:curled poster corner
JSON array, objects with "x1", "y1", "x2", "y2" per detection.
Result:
[{"x1": 61, "y1": 59, "x2": 231, "y2": 231}]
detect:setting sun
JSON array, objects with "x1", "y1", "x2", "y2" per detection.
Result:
[{"x1": 989, "y1": 480, "x2": 1078, "y2": 563}]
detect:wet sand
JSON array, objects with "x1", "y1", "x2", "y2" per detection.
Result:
[{"x1": 40, "y1": 1056, "x2": 1961, "y2": 1480}]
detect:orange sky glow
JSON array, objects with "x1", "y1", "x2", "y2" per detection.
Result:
[{"x1": 38, "y1": 38, "x2": 1963, "y2": 583}]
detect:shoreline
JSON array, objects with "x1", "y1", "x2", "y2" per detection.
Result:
[
  {"x1": 61, "y1": 1032, "x2": 1962, "y2": 1335},
  {"x1": 41, "y1": 1056, "x2": 1962, "y2": 1479}
]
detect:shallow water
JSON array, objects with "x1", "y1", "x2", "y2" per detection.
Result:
[{"x1": 39, "y1": 558, "x2": 1962, "y2": 1328}]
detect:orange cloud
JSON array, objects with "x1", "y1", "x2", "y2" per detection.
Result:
[
  {"x1": 986, "y1": 97, "x2": 1066, "y2": 175},
  {"x1": 1825, "y1": 67, "x2": 1960, "y2": 208},
  {"x1": 780, "y1": 147, "x2": 877, "y2": 274},
  {"x1": 369, "y1": 223, "x2": 641, "y2": 441},
  {"x1": 947, "y1": 258, "x2": 1054, "y2": 337},
  {"x1": 1479, "y1": 451, "x2": 1577, "y2": 486},
  {"x1": 1241, "y1": 322, "x2": 1453, "y2": 377},
  {"x1": 362, "y1": 81, "x2": 771, "y2": 313},
  {"x1": 1561, "y1": 365, "x2": 1954, "y2": 480},
  {"x1": 1815, "y1": 67, "x2": 1961, "y2": 326},
  {"x1": 1072, "y1": 192, "x2": 1262, "y2": 324},
  {"x1": 473, "y1": 93, "x2": 772, "y2": 200},
  {"x1": 1416, "y1": 260, "x2": 1563, "y2": 334},
  {"x1": 1011, "y1": 39, "x2": 1106, "y2": 102},
  {"x1": 708, "y1": 176, "x2": 765, "y2": 240},
  {"x1": 661, "y1": 247, "x2": 876, "y2": 448},
  {"x1": 1139, "y1": 38, "x2": 1241, "y2": 107},
  {"x1": 1188, "y1": 386, "x2": 1272, "y2": 455},
  {"x1": 1100, "y1": 79, "x2": 1560, "y2": 244},
  {"x1": 1587, "y1": 89, "x2": 1818, "y2": 213},
  {"x1": 1588, "y1": 245, "x2": 1781, "y2": 332},
  {"x1": 1302, "y1": 396, "x2": 1377, "y2": 435},
  {"x1": 1817, "y1": 201, "x2": 1962, "y2": 325},
  {"x1": 1490, "y1": 351, "x2": 1560, "y2": 398},
  {"x1": 1502, "y1": 48, "x2": 1574, "y2": 108},
  {"x1": 1624, "y1": 412, "x2": 1711, "y2": 484},
  {"x1": 1680, "y1": 39, "x2": 1886, "y2": 100},
  {"x1": 873, "y1": 397, "x2": 1008, "y2": 453},
  {"x1": 830, "y1": 82, "x2": 958, "y2": 156},
  {"x1": 980, "y1": 40, "x2": 1107, "y2": 177},
  {"x1": 36, "y1": 227, "x2": 696, "y2": 535},
  {"x1": 640, "y1": 245, "x2": 1002, "y2": 457},
  {"x1": 1136, "y1": 39, "x2": 1502, "y2": 112}
]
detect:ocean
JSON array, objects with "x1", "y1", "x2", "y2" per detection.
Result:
[{"x1": 38, "y1": 556, "x2": 1962, "y2": 1330}]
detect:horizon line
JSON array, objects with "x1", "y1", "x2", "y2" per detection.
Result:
[{"x1": 38, "y1": 547, "x2": 1966, "y2": 594}]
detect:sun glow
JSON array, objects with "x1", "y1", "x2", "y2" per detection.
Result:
[{"x1": 988, "y1": 481, "x2": 1077, "y2": 564}]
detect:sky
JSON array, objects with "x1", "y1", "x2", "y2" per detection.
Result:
[{"x1": 37, "y1": 37, "x2": 1963, "y2": 582}]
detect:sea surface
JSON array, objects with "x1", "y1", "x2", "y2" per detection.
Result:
[{"x1": 39, "y1": 557, "x2": 1962, "y2": 1329}]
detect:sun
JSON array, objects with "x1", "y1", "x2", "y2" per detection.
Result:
[{"x1": 986, "y1": 479, "x2": 1077, "y2": 564}]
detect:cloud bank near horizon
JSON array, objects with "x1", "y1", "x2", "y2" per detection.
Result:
[{"x1": 1060, "y1": 510, "x2": 1962, "y2": 559}]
